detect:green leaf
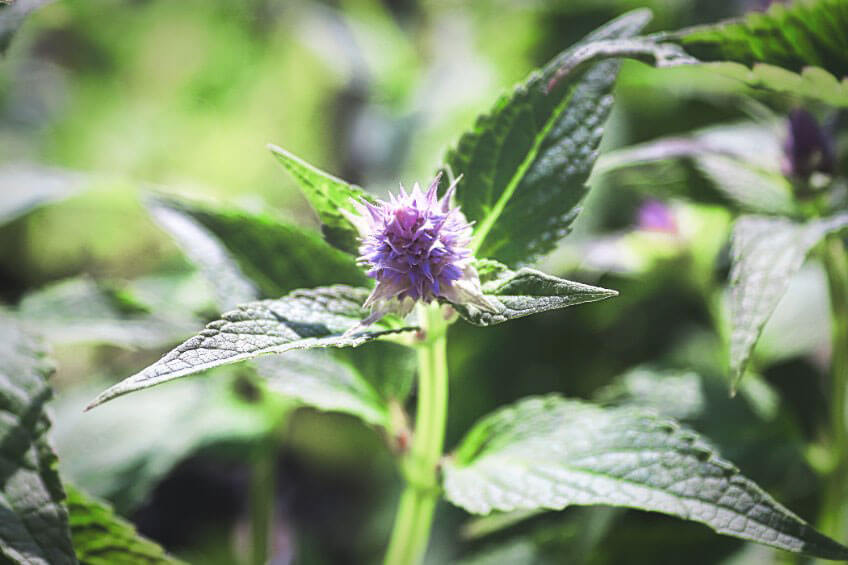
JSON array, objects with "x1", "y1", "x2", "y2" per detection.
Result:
[
  {"x1": 593, "y1": 122, "x2": 795, "y2": 215},
  {"x1": 54, "y1": 370, "x2": 285, "y2": 512},
  {"x1": 1, "y1": 0, "x2": 53, "y2": 54},
  {"x1": 85, "y1": 286, "x2": 416, "y2": 410},
  {"x1": 267, "y1": 144, "x2": 375, "y2": 255},
  {"x1": 146, "y1": 197, "x2": 259, "y2": 311},
  {"x1": 0, "y1": 316, "x2": 76, "y2": 564},
  {"x1": 728, "y1": 213, "x2": 848, "y2": 386},
  {"x1": 546, "y1": 1, "x2": 848, "y2": 106},
  {"x1": 16, "y1": 277, "x2": 198, "y2": 348},
  {"x1": 0, "y1": 164, "x2": 85, "y2": 225},
  {"x1": 255, "y1": 351, "x2": 389, "y2": 428},
  {"x1": 146, "y1": 195, "x2": 367, "y2": 300},
  {"x1": 443, "y1": 395, "x2": 848, "y2": 560},
  {"x1": 445, "y1": 9, "x2": 651, "y2": 266},
  {"x1": 66, "y1": 484, "x2": 183, "y2": 565},
  {"x1": 450, "y1": 260, "x2": 617, "y2": 326}
]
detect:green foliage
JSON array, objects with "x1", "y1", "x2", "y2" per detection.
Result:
[
  {"x1": 445, "y1": 10, "x2": 651, "y2": 266},
  {"x1": 54, "y1": 370, "x2": 285, "y2": 512},
  {"x1": 268, "y1": 145, "x2": 375, "y2": 255},
  {"x1": 728, "y1": 213, "x2": 848, "y2": 387},
  {"x1": 66, "y1": 485, "x2": 183, "y2": 565},
  {"x1": 147, "y1": 196, "x2": 367, "y2": 300},
  {"x1": 451, "y1": 260, "x2": 618, "y2": 326},
  {"x1": 443, "y1": 395, "x2": 848, "y2": 559},
  {"x1": 86, "y1": 286, "x2": 416, "y2": 410},
  {"x1": 0, "y1": 316, "x2": 75, "y2": 564}
]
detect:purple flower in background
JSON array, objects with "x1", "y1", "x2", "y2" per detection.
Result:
[
  {"x1": 637, "y1": 199, "x2": 677, "y2": 234},
  {"x1": 344, "y1": 174, "x2": 496, "y2": 326},
  {"x1": 782, "y1": 108, "x2": 835, "y2": 179}
]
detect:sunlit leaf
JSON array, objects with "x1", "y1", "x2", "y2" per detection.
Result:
[{"x1": 443, "y1": 395, "x2": 848, "y2": 560}]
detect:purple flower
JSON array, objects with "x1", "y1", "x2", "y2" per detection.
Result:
[
  {"x1": 343, "y1": 173, "x2": 496, "y2": 326},
  {"x1": 782, "y1": 108, "x2": 835, "y2": 179},
  {"x1": 636, "y1": 199, "x2": 677, "y2": 234}
]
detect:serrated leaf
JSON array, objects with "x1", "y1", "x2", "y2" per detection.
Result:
[
  {"x1": 450, "y1": 260, "x2": 617, "y2": 326},
  {"x1": 255, "y1": 351, "x2": 389, "y2": 427},
  {"x1": 0, "y1": 316, "x2": 76, "y2": 565},
  {"x1": 66, "y1": 484, "x2": 183, "y2": 565},
  {"x1": 54, "y1": 370, "x2": 284, "y2": 512},
  {"x1": 546, "y1": 0, "x2": 848, "y2": 106},
  {"x1": 728, "y1": 213, "x2": 848, "y2": 385},
  {"x1": 146, "y1": 197, "x2": 259, "y2": 311},
  {"x1": 16, "y1": 277, "x2": 198, "y2": 348},
  {"x1": 146, "y1": 196, "x2": 367, "y2": 300},
  {"x1": 443, "y1": 395, "x2": 848, "y2": 560},
  {"x1": 267, "y1": 144, "x2": 375, "y2": 255},
  {"x1": 593, "y1": 123, "x2": 795, "y2": 215},
  {"x1": 85, "y1": 286, "x2": 416, "y2": 410},
  {"x1": 445, "y1": 9, "x2": 651, "y2": 266}
]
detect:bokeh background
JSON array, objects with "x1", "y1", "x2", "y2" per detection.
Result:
[{"x1": 1, "y1": 0, "x2": 842, "y2": 563}]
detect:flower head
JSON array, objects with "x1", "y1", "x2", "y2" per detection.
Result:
[{"x1": 344, "y1": 173, "x2": 496, "y2": 326}]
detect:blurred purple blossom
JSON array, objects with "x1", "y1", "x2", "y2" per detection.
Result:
[
  {"x1": 637, "y1": 199, "x2": 677, "y2": 234},
  {"x1": 782, "y1": 108, "x2": 835, "y2": 179},
  {"x1": 344, "y1": 174, "x2": 496, "y2": 325}
]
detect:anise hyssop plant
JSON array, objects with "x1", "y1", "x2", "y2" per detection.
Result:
[{"x1": 87, "y1": 8, "x2": 848, "y2": 565}]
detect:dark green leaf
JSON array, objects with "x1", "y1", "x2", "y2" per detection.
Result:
[
  {"x1": 268, "y1": 144, "x2": 375, "y2": 255},
  {"x1": 85, "y1": 286, "x2": 416, "y2": 410},
  {"x1": 450, "y1": 260, "x2": 617, "y2": 326},
  {"x1": 54, "y1": 370, "x2": 285, "y2": 512},
  {"x1": 146, "y1": 195, "x2": 367, "y2": 300},
  {"x1": 443, "y1": 395, "x2": 848, "y2": 560},
  {"x1": 16, "y1": 277, "x2": 198, "y2": 348},
  {"x1": 728, "y1": 213, "x2": 848, "y2": 386},
  {"x1": 0, "y1": 316, "x2": 76, "y2": 564},
  {"x1": 66, "y1": 484, "x2": 183, "y2": 565},
  {"x1": 445, "y1": 9, "x2": 651, "y2": 266}
]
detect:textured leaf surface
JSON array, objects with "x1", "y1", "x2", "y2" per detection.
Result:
[
  {"x1": 451, "y1": 260, "x2": 617, "y2": 326},
  {"x1": 146, "y1": 197, "x2": 259, "y2": 311},
  {"x1": 594, "y1": 123, "x2": 795, "y2": 215},
  {"x1": 443, "y1": 395, "x2": 848, "y2": 559},
  {"x1": 268, "y1": 145, "x2": 375, "y2": 255},
  {"x1": 86, "y1": 286, "x2": 415, "y2": 410},
  {"x1": 0, "y1": 316, "x2": 75, "y2": 565},
  {"x1": 66, "y1": 485, "x2": 183, "y2": 565},
  {"x1": 255, "y1": 351, "x2": 389, "y2": 427},
  {"x1": 445, "y1": 10, "x2": 651, "y2": 266},
  {"x1": 147, "y1": 196, "x2": 366, "y2": 300},
  {"x1": 728, "y1": 213, "x2": 848, "y2": 384},
  {"x1": 54, "y1": 370, "x2": 283, "y2": 512},
  {"x1": 16, "y1": 277, "x2": 198, "y2": 348}
]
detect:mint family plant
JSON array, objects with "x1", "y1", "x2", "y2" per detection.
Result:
[{"x1": 67, "y1": 4, "x2": 848, "y2": 565}]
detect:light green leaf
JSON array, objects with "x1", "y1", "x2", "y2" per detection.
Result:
[
  {"x1": 594, "y1": 367, "x2": 705, "y2": 421},
  {"x1": 66, "y1": 484, "x2": 183, "y2": 565},
  {"x1": 16, "y1": 277, "x2": 198, "y2": 348},
  {"x1": 54, "y1": 370, "x2": 284, "y2": 513},
  {"x1": 146, "y1": 195, "x2": 367, "y2": 300},
  {"x1": 546, "y1": 0, "x2": 848, "y2": 106},
  {"x1": 85, "y1": 286, "x2": 416, "y2": 410},
  {"x1": 450, "y1": 260, "x2": 617, "y2": 326},
  {"x1": 443, "y1": 395, "x2": 848, "y2": 560},
  {"x1": 445, "y1": 9, "x2": 651, "y2": 266},
  {"x1": 0, "y1": 316, "x2": 76, "y2": 565},
  {"x1": 146, "y1": 197, "x2": 259, "y2": 311},
  {"x1": 255, "y1": 351, "x2": 389, "y2": 428},
  {"x1": 267, "y1": 144, "x2": 375, "y2": 255},
  {"x1": 0, "y1": 164, "x2": 85, "y2": 225},
  {"x1": 728, "y1": 213, "x2": 848, "y2": 386}
]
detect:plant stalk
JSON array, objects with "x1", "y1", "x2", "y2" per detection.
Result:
[
  {"x1": 819, "y1": 235, "x2": 848, "y2": 542},
  {"x1": 384, "y1": 302, "x2": 448, "y2": 565},
  {"x1": 249, "y1": 438, "x2": 275, "y2": 565}
]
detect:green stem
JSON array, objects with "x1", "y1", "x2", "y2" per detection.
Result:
[
  {"x1": 384, "y1": 303, "x2": 448, "y2": 565},
  {"x1": 249, "y1": 439, "x2": 275, "y2": 565},
  {"x1": 819, "y1": 236, "x2": 848, "y2": 541}
]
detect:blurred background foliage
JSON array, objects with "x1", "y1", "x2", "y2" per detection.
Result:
[{"x1": 1, "y1": 0, "x2": 844, "y2": 563}]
